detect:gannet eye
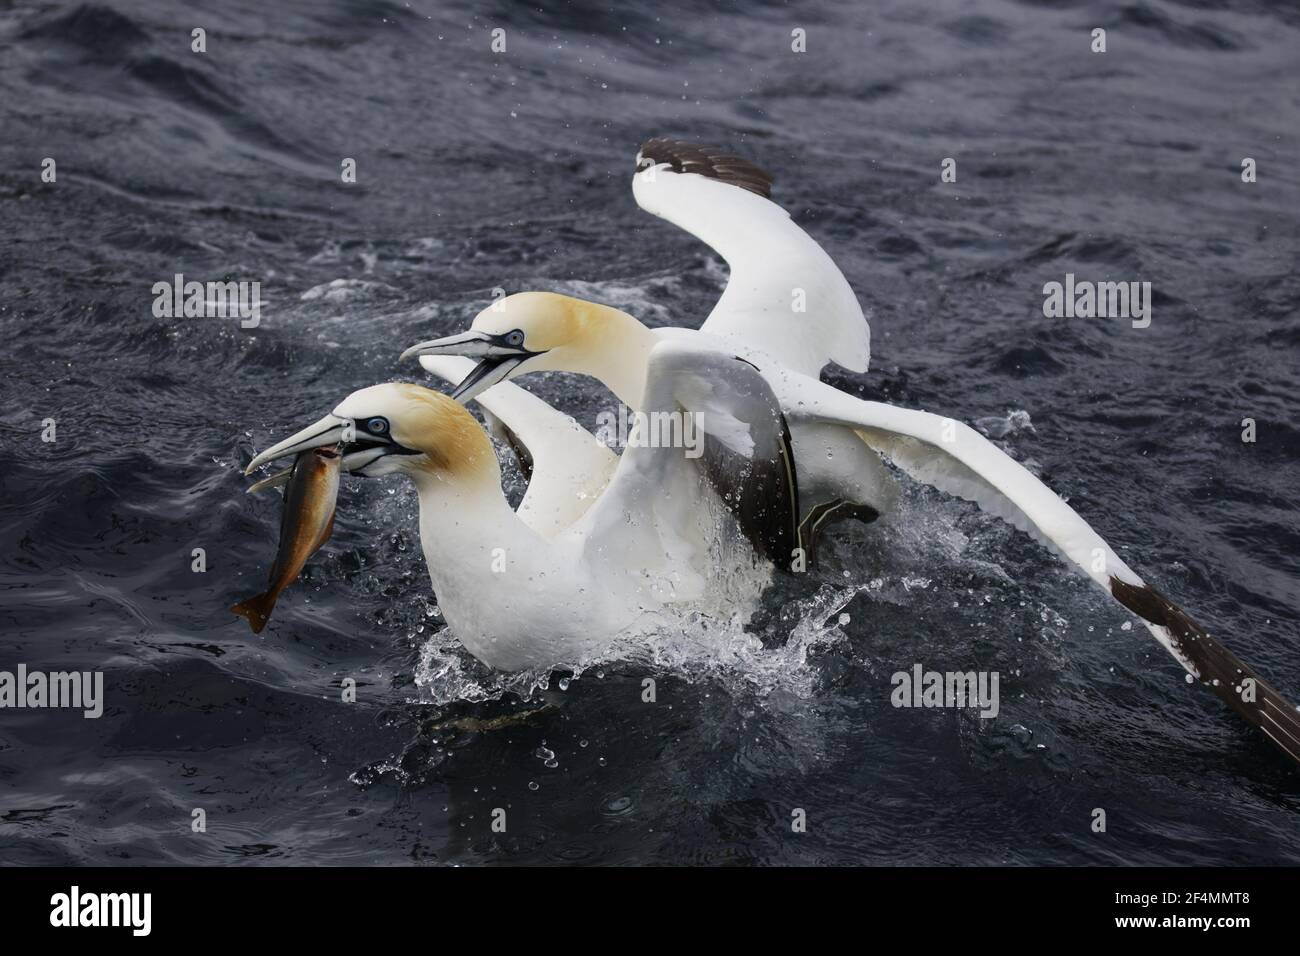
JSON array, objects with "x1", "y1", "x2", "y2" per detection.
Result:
[
  {"x1": 504, "y1": 329, "x2": 525, "y2": 348},
  {"x1": 366, "y1": 417, "x2": 389, "y2": 435}
]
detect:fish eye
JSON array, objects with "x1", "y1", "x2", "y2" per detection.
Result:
[
  {"x1": 366, "y1": 417, "x2": 389, "y2": 434},
  {"x1": 504, "y1": 329, "x2": 525, "y2": 347}
]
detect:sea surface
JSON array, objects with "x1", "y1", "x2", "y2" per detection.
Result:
[{"x1": 1, "y1": 0, "x2": 1299, "y2": 865}]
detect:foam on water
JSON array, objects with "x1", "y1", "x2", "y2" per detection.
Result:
[
  {"x1": 401, "y1": 470, "x2": 1052, "y2": 715},
  {"x1": 412, "y1": 577, "x2": 864, "y2": 708}
]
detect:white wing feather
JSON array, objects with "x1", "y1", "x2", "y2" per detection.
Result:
[
  {"x1": 632, "y1": 167, "x2": 870, "y2": 378},
  {"x1": 775, "y1": 376, "x2": 1300, "y2": 763},
  {"x1": 769, "y1": 369, "x2": 1200, "y2": 652}
]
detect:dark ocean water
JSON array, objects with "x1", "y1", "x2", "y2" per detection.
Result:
[{"x1": 1, "y1": 0, "x2": 1298, "y2": 865}]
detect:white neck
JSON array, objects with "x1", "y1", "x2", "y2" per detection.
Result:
[
  {"x1": 409, "y1": 468, "x2": 532, "y2": 586},
  {"x1": 407, "y1": 467, "x2": 591, "y2": 670},
  {"x1": 577, "y1": 306, "x2": 657, "y2": 409}
]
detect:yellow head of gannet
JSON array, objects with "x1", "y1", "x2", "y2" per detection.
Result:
[
  {"x1": 400, "y1": 291, "x2": 655, "y2": 405},
  {"x1": 244, "y1": 383, "x2": 499, "y2": 489}
]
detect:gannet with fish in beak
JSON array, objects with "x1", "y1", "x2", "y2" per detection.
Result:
[
  {"x1": 243, "y1": 342, "x2": 802, "y2": 670},
  {"x1": 400, "y1": 139, "x2": 1300, "y2": 765},
  {"x1": 246, "y1": 363, "x2": 619, "y2": 540}
]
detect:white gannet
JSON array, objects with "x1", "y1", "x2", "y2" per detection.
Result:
[
  {"x1": 243, "y1": 342, "x2": 801, "y2": 671},
  {"x1": 396, "y1": 141, "x2": 1300, "y2": 764},
  {"x1": 404, "y1": 138, "x2": 895, "y2": 561}
]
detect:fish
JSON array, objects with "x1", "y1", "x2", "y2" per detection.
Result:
[
  {"x1": 231, "y1": 445, "x2": 342, "y2": 634},
  {"x1": 422, "y1": 702, "x2": 560, "y2": 736}
]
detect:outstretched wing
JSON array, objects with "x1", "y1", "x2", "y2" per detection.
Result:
[
  {"x1": 420, "y1": 355, "x2": 617, "y2": 539},
  {"x1": 773, "y1": 370, "x2": 1300, "y2": 764},
  {"x1": 632, "y1": 137, "x2": 870, "y2": 378}
]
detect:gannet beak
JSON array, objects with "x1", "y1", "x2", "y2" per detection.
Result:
[
  {"x1": 244, "y1": 407, "x2": 423, "y2": 491},
  {"x1": 244, "y1": 414, "x2": 352, "y2": 475},
  {"x1": 448, "y1": 355, "x2": 532, "y2": 403},
  {"x1": 245, "y1": 446, "x2": 392, "y2": 494},
  {"x1": 247, "y1": 466, "x2": 295, "y2": 494},
  {"x1": 401, "y1": 331, "x2": 538, "y2": 404},
  {"x1": 399, "y1": 330, "x2": 498, "y2": 362}
]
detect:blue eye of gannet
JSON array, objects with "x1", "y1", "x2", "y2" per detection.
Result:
[
  {"x1": 504, "y1": 329, "x2": 525, "y2": 347},
  {"x1": 366, "y1": 417, "x2": 389, "y2": 435}
]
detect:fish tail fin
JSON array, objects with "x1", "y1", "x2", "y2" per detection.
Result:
[{"x1": 230, "y1": 592, "x2": 276, "y2": 634}]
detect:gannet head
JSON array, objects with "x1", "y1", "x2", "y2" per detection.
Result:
[
  {"x1": 244, "y1": 383, "x2": 497, "y2": 490},
  {"x1": 400, "y1": 291, "x2": 614, "y2": 404}
]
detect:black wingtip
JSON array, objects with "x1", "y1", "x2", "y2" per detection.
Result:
[
  {"x1": 1110, "y1": 576, "x2": 1300, "y2": 766},
  {"x1": 638, "y1": 137, "x2": 774, "y2": 199}
]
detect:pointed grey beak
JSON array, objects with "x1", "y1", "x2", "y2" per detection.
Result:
[
  {"x1": 402, "y1": 330, "x2": 539, "y2": 405},
  {"x1": 245, "y1": 445, "x2": 390, "y2": 494},
  {"x1": 448, "y1": 355, "x2": 529, "y2": 404},
  {"x1": 247, "y1": 465, "x2": 295, "y2": 494},
  {"x1": 244, "y1": 414, "x2": 352, "y2": 475},
  {"x1": 399, "y1": 331, "x2": 498, "y2": 363}
]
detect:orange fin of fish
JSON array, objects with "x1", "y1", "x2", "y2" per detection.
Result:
[{"x1": 230, "y1": 592, "x2": 277, "y2": 634}]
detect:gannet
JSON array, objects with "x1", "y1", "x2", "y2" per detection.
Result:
[
  {"x1": 398, "y1": 142, "x2": 1300, "y2": 764},
  {"x1": 403, "y1": 138, "x2": 890, "y2": 561},
  {"x1": 243, "y1": 342, "x2": 801, "y2": 671}
]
